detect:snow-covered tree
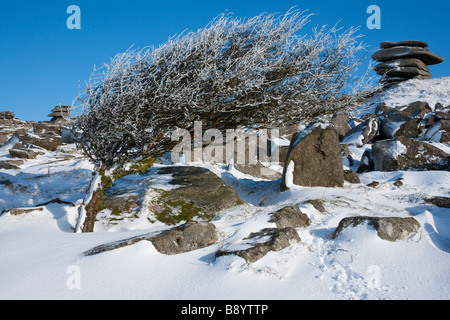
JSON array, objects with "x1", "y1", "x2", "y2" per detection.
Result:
[{"x1": 71, "y1": 9, "x2": 377, "y2": 232}]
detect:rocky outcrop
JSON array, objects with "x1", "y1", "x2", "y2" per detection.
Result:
[
  {"x1": 331, "y1": 216, "x2": 421, "y2": 242},
  {"x1": 17, "y1": 131, "x2": 62, "y2": 151},
  {"x1": 100, "y1": 166, "x2": 243, "y2": 227},
  {"x1": 151, "y1": 166, "x2": 242, "y2": 224},
  {"x1": 345, "y1": 100, "x2": 449, "y2": 173},
  {"x1": 0, "y1": 111, "x2": 15, "y2": 120},
  {"x1": 48, "y1": 105, "x2": 71, "y2": 123},
  {"x1": 281, "y1": 126, "x2": 344, "y2": 191},
  {"x1": 372, "y1": 41, "x2": 444, "y2": 88},
  {"x1": 372, "y1": 136, "x2": 449, "y2": 171}
]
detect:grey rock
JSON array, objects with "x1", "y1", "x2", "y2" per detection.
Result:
[
  {"x1": 234, "y1": 162, "x2": 282, "y2": 180},
  {"x1": 372, "y1": 137, "x2": 449, "y2": 171},
  {"x1": 281, "y1": 126, "x2": 344, "y2": 191},
  {"x1": 0, "y1": 161, "x2": 20, "y2": 170},
  {"x1": 434, "y1": 112, "x2": 450, "y2": 121},
  {"x1": 375, "y1": 103, "x2": 394, "y2": 116},
  {"x1": 425, "y1": 196, "x2": 450, "y2": 208},
  {"x1": 341, "y1": 117, "x2": 379, "y2": 147},
  {"x1": 380, "y1": 40, "x2": 428, "y2": 49},
  {"x1": 307, "y1": 199, "x2": 326, "y2": 213},
  {"x1": 32, "y1": 122, "x2": 63, "y2": 135},
  {"x1": 394, "y1": 117, "x2": 420, "y2": 138},
  {"x1": 367, "y1": 181, "x2": 380, "y2": 188},
  {"x1": 0, "y1": 133, "x2": 9, "y2": 145},
  {"x1": 83, "y1": 220, "x2": 218, "y2": 256},
  {"x1": 0, "y1": 111, "x2": 15, "y2": 119},
  {"x1": 215, "y1": 227, "x2": 300, "y2": 263},
  {"x1": 356, "y1": 149, "x2": 373, "y2": 173},
  {"x1": 157, "y1": 166, "x2": 241, "y2": 210},
  {"x1": 18, "y1": 131, "x2": 62, "y2": 151},
  {"x1": 9, "y1": 148, "x2": 37, "y2": 159},
  {"x1": 373, "y1": 58, "x2": 429, "y2": 73},
  {"x1": 379, "y1": 110, "x2": 420, "y2": 139},
  {"x1": 331, "y1": 216, "x2": 421, "y2": 242},
  {"x1": 268, "y1": 205, "x2": 311, "y2": 228},
  {"x1": 398, "y1": 101, "x2": 432, "y2": 118},
  {"x1": 372, "y1": 46, "x2": 444, "y2": 65},
  {"x1": 330, "y1": 112, "x2": 351, "y2": 140},
  {"x1": 377, "y1": 67, "x2": 431, "y2": 79},
  {"x1": 6, "y1": 207, "x2": 44, "y2": 216},
  {"x1": 99, "y1": 166, "x2": 242, "y2": 226},
  {"x1": 423, "y1": 120, "x2": 450, "y2": 142},
  {"x1": 151, "y1": 221, "x2": 218, "y2": 255},
  {"x1": 343, "y1": 169, "x2": 360, "y2": 184}
]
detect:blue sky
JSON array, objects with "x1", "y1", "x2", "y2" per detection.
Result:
[{"x1": 0, "y1": 0, "x2": 449, "y2": 121}]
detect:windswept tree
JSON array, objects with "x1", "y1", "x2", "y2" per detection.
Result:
[{"x1": 71, "y1": 9, "x2": 377, "y2": 232}]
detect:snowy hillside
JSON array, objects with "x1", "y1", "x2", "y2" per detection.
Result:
[{"x1": 0, "y1": 77, "x2": 449, "y2": 301}]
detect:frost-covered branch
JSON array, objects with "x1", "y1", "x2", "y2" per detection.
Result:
[{"x1": 71, "y1": 8, "x2": 377, "y2": 168}]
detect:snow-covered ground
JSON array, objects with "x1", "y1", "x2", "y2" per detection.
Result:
[{"x1": 0, "y1": 77, "x2": 449, "y2": 300}]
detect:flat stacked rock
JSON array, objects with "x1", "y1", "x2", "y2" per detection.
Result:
[
  {"x1": 372, "y1": 41, "x2": 444, "y2": 88},
  {"x1": 48, "y1": 105, "x2": 71, "y2": 122}
]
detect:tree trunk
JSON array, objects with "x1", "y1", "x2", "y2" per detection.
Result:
[{"x1": 75, "y1": 169, "x2": 103, "y2": 233}]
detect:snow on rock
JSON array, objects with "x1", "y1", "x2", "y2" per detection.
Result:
[
  {"x1": 354, "y1": 76, "x2": 450, "y2": 118},
  {"x1": 0, "y1": 78, "x2": 450, "y2": 300}
]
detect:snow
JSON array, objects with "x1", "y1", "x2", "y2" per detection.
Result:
[
  {"x1": 354, "y1": 76, "x2": 450, "y2": 118},
  {"x1": 1, "y1": 78, "x2": 450, "y2": 300},
  {"x1": 1, "y1": 148, "x2": 449, "y2": 300}
]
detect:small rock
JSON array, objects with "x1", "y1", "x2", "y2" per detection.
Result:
[
  {"x1": 356, "y1": 149, "x2": 374, "y2": 173},
  {"x1": 151, "y1": 221, "x2": 218, "y2": 255},
  {"x1": 330, "y1": 112, "x2": 351, "y2": 140},
  {"x1": 398, "y1": 101, "x2": 432, "y2": 118},
  {"x1": 0, "y1": 161, "x2": 20, "y2": 170},
  {"x1": 83, "y1": 221, "x2": 218, "y2": 256},
  {"x1": 268, "y1": 205, "x2": 311, "y2": 228},
  {"x1": 367, "y1": 181, "x2": 380, "y2": 188},
  {"x1": 331, "y1": 216, "x2": 421, "y2": 242},
  {"x1": 215, "y1": 227, "x2": 300, "y2": 263},
  {"x1": 307, "y1": 199, "x2": 326, "y2": 213},
  {"x1": 9, "y1": 148, "x2": 37, "y2": 159},
  {"x1": 341, "y1": 117, "x2": 379, "y2": 147},
  {"x1": 343, "y1": 169, "x2": 360, "y2": 184},
  {"x1": 7, "y1": 207, "x2": 44, "y2": 215},
  {"x1": 393, "y1": 178, "x2": 403, "y2": 187},
  {"x1": 425, "y1": 196, "x2": 450, "y2": 208}
]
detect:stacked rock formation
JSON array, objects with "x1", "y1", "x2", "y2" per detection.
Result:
[
  {"x1": 0, "y1": 111, "x2": 15, "y2": 120},
  {"x1": 48, "y1": 105, "x2": 71, "y2": 122},
  {"x1": 372, "y1": 40, "x2": 444, "y2": 88}
]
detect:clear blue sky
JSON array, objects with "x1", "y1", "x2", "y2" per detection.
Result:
[{"x1": 1, "y1": 0, "x2": 449, "y2": 121}]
